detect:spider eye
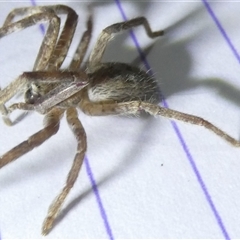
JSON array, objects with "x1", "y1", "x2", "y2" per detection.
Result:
[{"x1": 25, "y1": 88, "x2": 40, "y2": 104}]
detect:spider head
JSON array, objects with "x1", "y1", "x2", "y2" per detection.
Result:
[{"x1": 24, "y1": 83, "x2": 42, "y2": 104}]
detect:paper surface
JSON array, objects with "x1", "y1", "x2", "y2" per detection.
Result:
[{"x1": 1, "y1": 0, "x2": 240, "y2": 239}]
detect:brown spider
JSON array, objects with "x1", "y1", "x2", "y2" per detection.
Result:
[{"x1": 0, "y1": 4, "x2": 239, "y2": 236}]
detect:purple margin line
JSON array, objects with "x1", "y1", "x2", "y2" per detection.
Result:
[
  {"x1": 29, "y1": 0, "x2": 114, "y2": 239},
  {"x1": 114, "y1": 0, "x2": 231, "y2": 239}
]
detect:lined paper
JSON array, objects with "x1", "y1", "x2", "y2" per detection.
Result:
[{"x1": 0, "y1": 1, "x2": 240, "y2": 238}]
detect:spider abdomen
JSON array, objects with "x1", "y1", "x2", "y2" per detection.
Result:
[{"x1": 87, "y1": 62, "x2": 160, "y2": 103}]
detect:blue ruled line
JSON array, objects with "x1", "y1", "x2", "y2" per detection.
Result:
[
  {"x1": 29, "y1": 0, "x2": 114, "y2": 238},
  {"x1": 85, "y1": 156, "x2": 114, "y2": 240},
  {"x1": 202, "y1": 0, "x2": 240, "y2": 64},
  {"x1": 114, "y1": 0, "x2": 231, "y2": 239}
]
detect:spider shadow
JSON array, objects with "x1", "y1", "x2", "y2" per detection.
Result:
[
  {"x1": 149, "y1": 37, "x2": 240, "y2": 108},
  {"x1": 11, "y1": 111, "x2": 31, "y2": 125},
  {"x1": 2, "y1": 2, "x2": 240, "y2": 236},
  {"x1": 54, "y1": 116, "x2": 159, "y2": 229},
  {"x1": 7, "y1": 2, "x2": 205, "y2": 125},
  {"x1": 53, "y1": 5, "x2": 240, "y2": 228}
]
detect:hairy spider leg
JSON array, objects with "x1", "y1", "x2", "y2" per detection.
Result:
[
  {"x1": 1, "y1": 8, "x2": 93, "y2": 235},
  {"x1": 88, "y1": 16, "x2": 164, "y2": 70},
  {"x1": 0, "y1": 10, "x2": 60, "y2": 125},
  {"x1": 0, "y1": 108, "x2": 63, "y2": 168},
  {"x1": 42, "y1": 107, "x2": 87, "y2": 235}
]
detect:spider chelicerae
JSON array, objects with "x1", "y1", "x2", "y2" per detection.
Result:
[{"x1": 0, "y1": 4, "x2": 239, "y2": 236}]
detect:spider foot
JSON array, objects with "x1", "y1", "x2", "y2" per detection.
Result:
[
  {"x1": 2, "y1": 115, "x2": 13, "y2": 126},
  {"x1": 42, "y1": 216, "x2": 54, "y2": 236},
  {"x1": 0, "y1": 104, "x2": 13, "y2": 126}
]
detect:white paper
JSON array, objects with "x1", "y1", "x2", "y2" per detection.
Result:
[{"x1": 1, "y1": 1, "x2": 240, "y2": 239}]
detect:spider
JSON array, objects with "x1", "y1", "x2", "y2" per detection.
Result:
[{"x1": 0, "y1": 4, "x2": 239, "y2": 236}]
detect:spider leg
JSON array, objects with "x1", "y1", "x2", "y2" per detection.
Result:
[
  {"x1": 1, "y1": 71, "x2": 88, "y2": 115},
  {"x1": 0, "y1": 12, "x2": 61, "y2": 71},
  {"x1": 79, "y1": 98, "x2": 240, "y2": 147},
  {"x1": 45, "y1": 6, "x2": 78, "y2": 70},
  {"x1": 0, "y1": 74, "x2": 31, "y2": 126},
  {"x1": 136, "y1": 102, "x2": 240, "y2": 147},
  {"x1": 88, "y1": 17, "x2": 164, "y2": 69},
  {"x1": 0, "y1": 6, "x2": 80, "y2": 124},
  {"x1": 0, "y1": 108, "x2": 63, "y2": 168},
  {"x1": 0, "y1": 11, "x2": 61, "y2": 125},
  {"x1": 0, "y1": 71, "x2": 88, "y2": 106},
  {"x1": 42, "y1": 107, "x2": 87, "y2": 235},
  {"x1": 0, "y1": 93, "x2": 12, "y2": 126},
  {"x1": 8, "y1": 82, "x2": 88, "y2": 115},
  {"x1": 69, "y1": 11, "x2": 93, "y2": 70},
  {"x1": 2, "y1": 6, "x2": 59, "y2": 26},
  {"x1": 2, "y1": 5, "x2": 78, "y2": 71}
]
